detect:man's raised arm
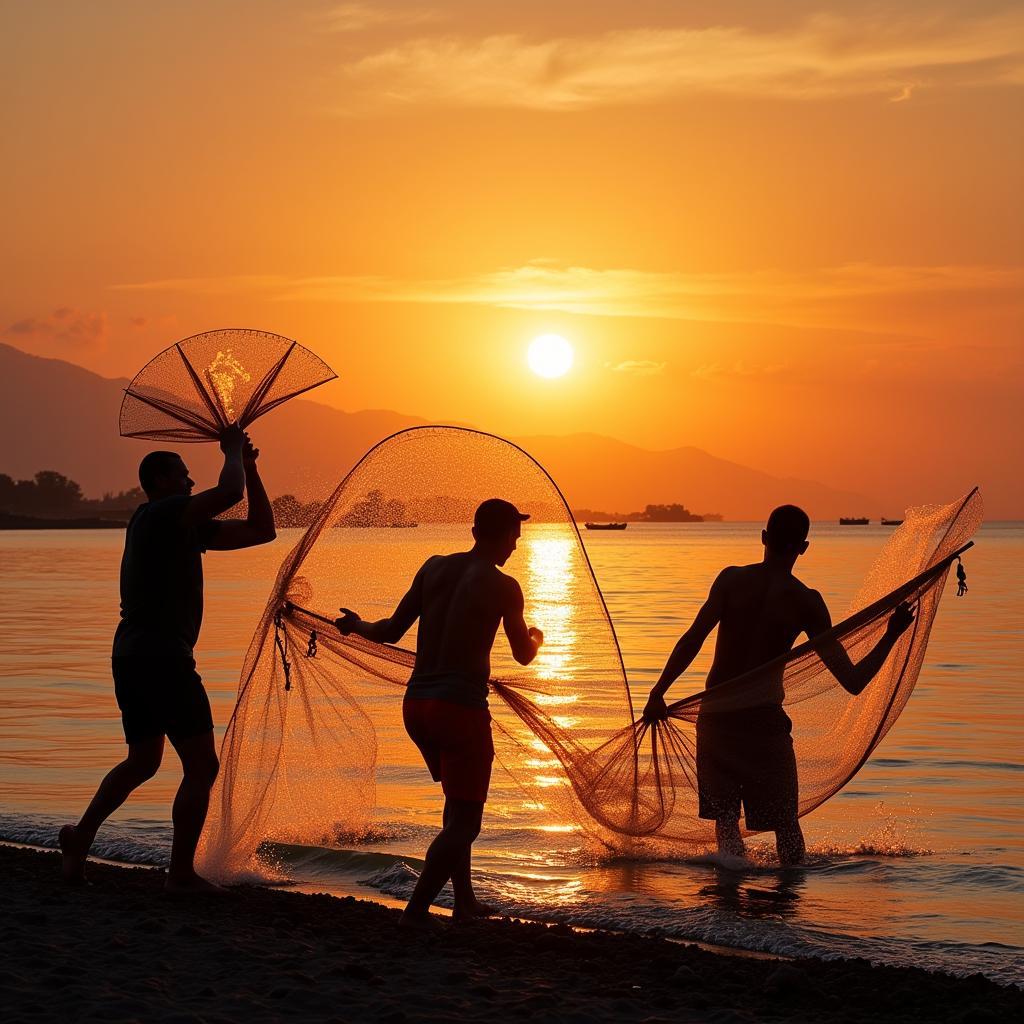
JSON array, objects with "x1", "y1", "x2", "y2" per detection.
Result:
[
  {"x1": 806, "y1": 593, "x2": 915, "y2": 696},
  {"x1": 642, "y1": 568, "x2": 732, "y2": 723},
  {"x1": 205, "y1": 436, "x2": 276, "y2": 550},
  {"x1": 335, "y1": 558, "x2": 432, "y2": 645},
  {"x1": 182, "y1": 425, "x2": 246, "y2": 526}
]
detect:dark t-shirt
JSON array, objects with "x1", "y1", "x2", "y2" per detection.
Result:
[{"x1": 111, "y1": 496, "x2": 220, "y2": 658}]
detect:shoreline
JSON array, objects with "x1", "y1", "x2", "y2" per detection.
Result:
[
  {"x1": 0, "y1": 514, "x2": 127, "y2": 529},
  {"x1": 3, "y1": 845, "x2": 1020, "y2": 1023}
]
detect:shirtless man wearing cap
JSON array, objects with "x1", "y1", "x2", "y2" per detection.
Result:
[{"x1": 336, "y1": 498, "x2": 543, "y2": 925}]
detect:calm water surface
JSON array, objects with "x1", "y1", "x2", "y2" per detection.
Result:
[{"x1": 1, "y1": 523, "x2": 1021, "y2": 984}]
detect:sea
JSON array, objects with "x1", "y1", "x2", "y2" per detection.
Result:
[{"x1": 1, "y1": 522, "x2": 1021, "y2": 986}]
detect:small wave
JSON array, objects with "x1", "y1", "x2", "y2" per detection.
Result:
[
  {"x1": 0, "y1": 812, "x2": 171, "y2": 867},
  {"x1": 809, "y1": 841, "x2": 933, "y2": 859},
  {"x1": 356, "y1": 863, "x2": 1023, "y2": 986},
  {"x1": 360, "y1": 861, "x2": 423, "y2": 897},
  {"x1": 266, "y1": 841, "x2": 423, "y2": 877},
  {"x1": 331, "y1": 821, "x2": 430, "y2": 845}
]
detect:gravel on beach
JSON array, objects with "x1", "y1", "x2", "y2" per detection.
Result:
[{"x1": 2, "y1": 844, "x2": 1019, "y2": 1023}]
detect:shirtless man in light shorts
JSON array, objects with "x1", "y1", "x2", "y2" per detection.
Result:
[{"x1": 643, "y1": 504, "x2": 914, "y2": 865}]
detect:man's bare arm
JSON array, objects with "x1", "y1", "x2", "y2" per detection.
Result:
[
  {"x1": 335, "y1": 559, "x2": 433, "y2": 644},
  {"x1": 807, "y1": 592, "x2": 915, "y2": 696},
  {"x1": 206, "y1": 438, "x2": 276, "y2": 550},
  {"x1": 181, "y1": 425, "x2": 246, "y2": 526},
  {"x1": 642, "y1": 568, "x2": 732, "y2": 722},
  {"x1": 502, "y1": 579, "x2": 543, "y2": 666}
]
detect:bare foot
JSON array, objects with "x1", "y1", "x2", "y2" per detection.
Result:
[
  {"x1": 453, "y1": 900, "x2": 497, "y2": 924},
  {"x1": 398, "y1": 910, "x2": 444, "y2": 932},
  {"x1": 712, "y1": 851, "x2": 751, "y2": 872},
  {"x1": 164, "y1": 873, "x2": 229, "y2": 896},
  {"x1": 58, "y1": 824, "x2": 89, "y2": 885}
]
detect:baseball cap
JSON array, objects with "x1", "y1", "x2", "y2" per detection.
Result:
[{"x1": 474, "y1": 498, "x2": 530, "y2": 537}]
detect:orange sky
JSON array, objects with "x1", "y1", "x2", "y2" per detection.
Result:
[{"x1": 1, "y1": 1, "x2": 1022, "y2": 515}]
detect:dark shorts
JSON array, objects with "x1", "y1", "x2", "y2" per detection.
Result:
[
  {"x1": 112, "y1": 657, "x2": 214, "y2": 745},
  {"x1": 402, "y1": 697, "x2": 494, "y2": 804},
  {"x1": 696, "y1": 711, "x2": 798, "y2": 832}
]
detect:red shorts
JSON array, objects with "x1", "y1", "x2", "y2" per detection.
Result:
[{"x1": 402, "y1": 698, "x2": 494, "y2": 804}]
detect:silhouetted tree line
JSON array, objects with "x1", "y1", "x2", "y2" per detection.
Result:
[
  {"x1": 0, "y1": 471, "x2": 143, "y2": 519},
  {"x1": 1, "y1": 473, "x2": 724, "y2": 527},
  {"x1": 271, "y1": 494, "x2": 323, "y2": 527},
  {"x1": 573, "y1": 503, "x2": 723, "y2": 523},
  {"x1": 271, "y1": 489, "x2": 416, "y2": 528}
]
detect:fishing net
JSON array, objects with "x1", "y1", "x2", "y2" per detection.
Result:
[
  {"x1": 198, "y1": 427, "x2": 981, "y2": 879},
  {"x1": 119, "y1": 329, "x2": 336, "y2": 442}
]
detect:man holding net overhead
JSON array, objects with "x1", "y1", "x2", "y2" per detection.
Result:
[
  {"x1": 335, "y1": 498, "x2": 544, "y2": 926},
  {"x1": 642, "y1": 504, "x2": 914, "y2": 865},
  {"x1": 59, "y1": 425, "x2": 276, "y2": 891}
]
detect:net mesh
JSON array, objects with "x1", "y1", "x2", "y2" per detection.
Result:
[
  {"x1": 119, "y1": 329, "x2": 336, "y2": 441},
  {"x1": 198, "y1": 426, "x2": 981, "y2": 879}
]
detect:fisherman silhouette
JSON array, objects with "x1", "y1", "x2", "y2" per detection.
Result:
[
  {"x1": 335, "y1": 498, "x2": 543, "y2": 926},
  {"x1": 643, "y1": 505, "x2": 914, "y2": 865},
  {"x1": 59, "y1": 426, "x2": 276, "y2": 891},
  {"x1": 956, "y1": 559, "x2": 968, "y2": 597}
]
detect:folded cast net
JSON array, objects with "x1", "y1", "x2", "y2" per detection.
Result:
[
  {"x1": 119, "y1": 329, "x2": 336, "y2": 441},
  {"x1": 199, "y1": 426, "x2": 981, "y2": 879}
]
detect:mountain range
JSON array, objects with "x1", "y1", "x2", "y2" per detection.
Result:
[{"x1": 0, "y1": 343, "x2": 871, "y2": 519}]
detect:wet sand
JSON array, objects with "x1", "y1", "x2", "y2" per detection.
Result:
[{"x1": 3, "y1": 846, "x2": 1019, "y2": 1023}]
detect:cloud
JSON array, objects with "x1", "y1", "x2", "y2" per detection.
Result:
[
  {"x1": 322, "y1": 4, "x2": 441, "y2": 34},
  {"x1": 111, "y1": 261, "x2": 1024, "y2": 333},
  {"x1": 6, "y1": 307, "x2": 108, "y2": 352},
  {"x1": 606, "y1": 360, "x2": 667, "y2": 376},
  {"x1": 330, "y1": 11, "x2": 1024, "y2": 111},
  {"x1": 690, "y1": 361, "x2": 787, "y2": 381},
  {"x1": 112, "y1": 274, "x2": 285, "y2": 296}
]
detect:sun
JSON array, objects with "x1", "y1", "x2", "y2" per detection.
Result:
[{"x1": 527, "y1": 334, "x2": 574, "y2": 379}]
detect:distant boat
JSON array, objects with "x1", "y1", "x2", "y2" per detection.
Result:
[
  {"x1": 881, "y1": 517, "x2": 904, "y2": 526},
  {"x1": 839, "y1": 517, "x2": 870, "y2": 525},
  {"x1": 584, "y1": 522, "x2": 628, "y2": 531}
]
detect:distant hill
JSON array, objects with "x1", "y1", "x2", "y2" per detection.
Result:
[
  {"x1": 0, "y1": 342, "x2": 431, "y2": 502},
  {"x1": 519, "y1": 433, "x2": 870, "y2": 521},
  {"x1": 0, "y1": 343, "x2": 872, "y2": 519}
]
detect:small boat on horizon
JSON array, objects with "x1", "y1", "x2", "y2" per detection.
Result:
[
  {"x1": 584, "y1": 522, "x2": 628, "y2": 531},
  {"x1": 839, "y1": 517, "x2": 870, "y2": 525},
  {"x1": 881, "y1": 517, "x2": 904, "y2": 526}
]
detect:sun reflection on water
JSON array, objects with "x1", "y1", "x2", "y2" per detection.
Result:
[
  {"x1": 525, "y1": 533, "x2": 578, "y2": 683},
  {"x1": 520, "y1": 527, "x2": 586, "y2": 804}
]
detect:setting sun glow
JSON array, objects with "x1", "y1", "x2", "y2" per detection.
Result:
[{"x1": 527, "y1": 335, "x2": 574, "y2": 379}]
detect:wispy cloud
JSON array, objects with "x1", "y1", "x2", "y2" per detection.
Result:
[
  {"x1": 5, "y1": 307, "x2": 108, "y2": 352},
  {"x1": 111, "y1": 261, "x2": 1024, "y2": 332},
  {"x1": 322, "y1": 3, "x2": 441, "y2": 34},
  {"x1": 690, "y1": 361, "x2": 787, "y2": 381},
  {"x1": 112, "y1": 275, "x2": 286, "y2": 296},
  {"x1": 330, "y1": 11, "x2": 1024, "y2": 111},
  {"x1": 607, "y1": 360, "x2": 667, "y2": 376}
]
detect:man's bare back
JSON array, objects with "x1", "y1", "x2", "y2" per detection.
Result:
[
  {"x1": 706, "y1": 563, "x2": 817, "y2": 691},
  {"x1": 414, "y1": 552, "x2": 528, "y2": 682}
]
